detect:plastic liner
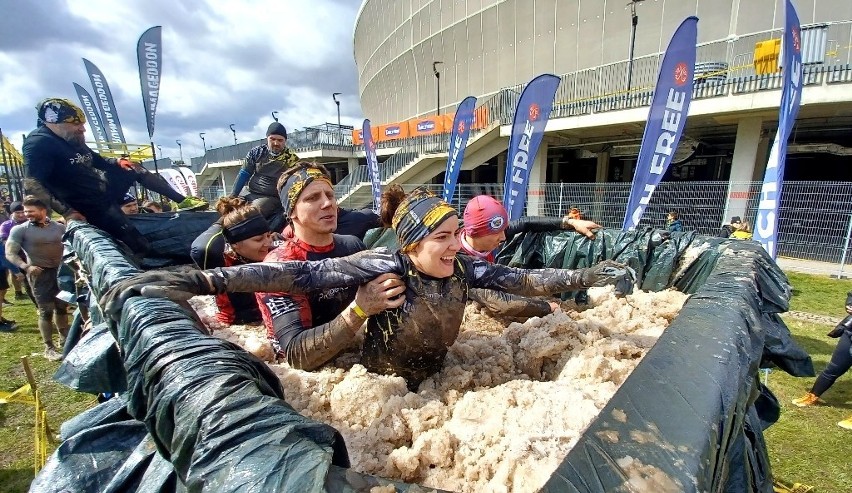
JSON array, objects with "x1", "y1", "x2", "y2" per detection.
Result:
[
  {"x1": 38, "y1": 222, "x2": 441, "y2": 493},
  {"x1": 127, "y1": 212, "x2": 218, "y2": 268},
  {"x1": 495, "y1": 229, "x2": 813, "y2": 493},
  {"x1": 39, "y1": 223, "x2": 811, "y2": 493}
]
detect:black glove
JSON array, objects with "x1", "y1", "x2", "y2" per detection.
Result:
[
  {"x1": 580, "y1": 260, "x2": 637, "y2": 296},
  {"x1": 99, "y1": 270, "x2": 220, "y2": 321},
  {"x1": 828, "y1": 315, "x2": 852, "y2": 338}
]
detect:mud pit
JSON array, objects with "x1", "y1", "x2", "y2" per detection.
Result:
[{"x1": 189, "y1": 287, "x2": 687, "y2": 493}]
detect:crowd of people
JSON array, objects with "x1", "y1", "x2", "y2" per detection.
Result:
[{"x1": 12, "y1": 95, "x2": 850, "y2": 428}]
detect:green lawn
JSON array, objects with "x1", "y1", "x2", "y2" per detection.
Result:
[
  {"x1": 0, "y1": 299, "x2": 94, "y2": 493},
  {"x1": 0, "y1": 271, "x2": 849, "y2": 492},
  {"x1": 767, "y1": 317, "x2": 852, "y2": 492},
  {"x1": 786, "y1": 271, "x2": 852, "y2": 316}
]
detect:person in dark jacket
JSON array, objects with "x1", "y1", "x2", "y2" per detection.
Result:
[
  {"x1": 666, "y1": 210, "x2": 683, "y2": 232},
  {"x1": 230, "y1": 122, "x2": 300, "y2": 232},
  {"x1": 719, "y1": 216, "x2": 741, "y2": 238},
  {"x1": 22, "y1": 98, "x2": 203, "y2": 254},
  {"x1": 104, "y1": 188, "x2": 636, "y2": 390},
  {"x1": 792, "y1": 290, "x2": 852, "y2": 430}
]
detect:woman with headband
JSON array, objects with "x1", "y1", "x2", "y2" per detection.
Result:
[
  {"x1": 104, "y1": 189, "x2": 635, "y2": 390},
  {"x1": 198, "y1": 197, "x2": 274, "y2": 324}
]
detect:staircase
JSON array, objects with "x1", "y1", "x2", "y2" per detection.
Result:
[{"x1": 335, "y1": 122, "x2": 502, "y2": 209}]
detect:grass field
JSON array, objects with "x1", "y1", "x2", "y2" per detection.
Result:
[{"x1": 0, "y1": 272, "x2": 850, "y2": 492}]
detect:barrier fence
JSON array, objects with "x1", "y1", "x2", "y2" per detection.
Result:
[{"x1": 199, "y1": 180, "x2": 852, "y2": 272}]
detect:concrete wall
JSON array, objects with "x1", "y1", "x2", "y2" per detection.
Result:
[{"x1": 354, "y1": 0, "x2": 852, "y2": 123}]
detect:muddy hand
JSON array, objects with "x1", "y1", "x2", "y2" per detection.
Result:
[
  {"x1": 581, "y1": 260, "x2": 636, "y2": 295},
  {"x1": 355, "y1": 273, "x2": 407, "y2": 315},
  {"x1": 99, "y1": 270, "x2": 217, "y2": 320}
]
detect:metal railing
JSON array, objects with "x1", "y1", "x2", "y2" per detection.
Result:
[{"x1": 190, "y1": 21, "x2": 852, "y2": 185}]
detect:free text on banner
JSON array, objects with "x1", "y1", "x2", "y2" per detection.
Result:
[
  {"x1": 753, "y1": 0, "x2": 803, "y2": 258},
  {"x1": 83, "y1": 58, "x2": 127, "y2": 144},
  {"x1": 503, "y1": 74, "x2": 561, "y2": 221},
  {"x1": 622, "y1": 17, "x2": 698, "y2": 231},
  {"x1": 442, "y1": 96, "x2": 477, "y2": 202},
  {"x1": 363, "y1": 119, "x2": 382, "y2": 213},
  {"x1": 137, "y1": 26, "x2": 162, "y2": 140}
]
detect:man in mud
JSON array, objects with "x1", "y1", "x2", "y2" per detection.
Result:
[
  {"x1": 257, "y1": 162, "x2": 404, "y2": 369},
  {"x1": 22, "y1": 98, "x2": 205, "y2": 254}
]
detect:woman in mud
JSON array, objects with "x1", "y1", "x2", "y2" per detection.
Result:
[
  {"x1": 194, "y1": 196, "x2": 275, "y2": 324},
  {"x1": 103, "y1": 188, "x2": 634, "y2": 389}
]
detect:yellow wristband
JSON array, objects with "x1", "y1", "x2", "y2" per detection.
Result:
[{"x1": 351, "y1": 302, "x2": 368, "y2": 319}]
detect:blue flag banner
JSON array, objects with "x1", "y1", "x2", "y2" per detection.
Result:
[
  {"x1": 502, "y1": 74, "x2": 561, "y2": 221},
  {"x1": 442, "y1": 96, "x2": 477, "y2": 201},
  {"x1": 363, "y1": 119, "x2": 382, "y2": 213},
  {"x1": 83, "y1": 58, "x2": 127, "y2": 144},
  {"x1": 753, "y1": 0, "x2": 803, "y2": 258},
  {"x1": 622, "y1": 17, "x2": 698, "y2": 231},
  {"x1": 72, "y1": 82, "x2": 108, "y2": 150},
  {"x1": 136, "y1": 26, "x2": 162, "y2": 140}
]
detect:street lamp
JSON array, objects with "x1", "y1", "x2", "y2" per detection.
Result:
[
  {"x1": 229, "y1": 124, "x2": 237, "y2": 145},
  {"x1": 199, "y1": 132, "x2": 207, "y2": 153},
  {"x1": 332, "y1": 93, "x2": 342, "y2": 128},
  {"x1": 271, "y1": 111, "x2": 279, "y2": 122},
  {"x1": 432, "y1": 61, "x2": 443, "y2": 116},
  {"x1": 626, "y1": 0, "x2": 646, "y2": 93},
  {"x1": 176, "y1": 139, "x2": 183, "y2": 163}
]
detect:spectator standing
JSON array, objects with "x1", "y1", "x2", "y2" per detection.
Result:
[
  {"x1": 730, "y1": 220, "x2": 753, "y2": 240},
  {"x1": 666, "y1": 210, "x2": 683, "y2": 232},
  {"x1": 0, "y1": 201, "x2": 31, "y2": 301},
  {"x1": 5, "y1": 196, "x2": 68, "y2": 360},
  {"x1": 792, "y1": 291, "x2": 852, "y2": 430},
  {"x1": 142, "y1": 200, "x2": 163, "y2": 213},
  {"x1": 720, "y1": 216, "x2": 741, "y2": 238}
]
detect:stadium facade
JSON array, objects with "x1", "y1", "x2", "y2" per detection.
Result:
[{"x1": 192, "y1": 0, "x2": 852, "y2": 261}]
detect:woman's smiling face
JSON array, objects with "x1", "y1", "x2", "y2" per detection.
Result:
[{"x1": 408, "y1": 216, "x2": 462, "y2": 278}]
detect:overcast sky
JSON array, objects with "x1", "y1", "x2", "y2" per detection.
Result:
[{"x1": 0, "y1": 0, "x2": 363, "y2": 160}]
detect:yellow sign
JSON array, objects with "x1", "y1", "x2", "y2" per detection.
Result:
[{"x1": 754, "y1": 38, "x2": 782, "y2": 75}]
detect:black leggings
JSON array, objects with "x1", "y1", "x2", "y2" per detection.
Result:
[{"x1": 812, "y1": 333, "x2": 852, "y2": 396}]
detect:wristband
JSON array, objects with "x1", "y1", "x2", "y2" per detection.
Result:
[{"x1": 351, "y1": 302, "x2": 368, "y2": 319}]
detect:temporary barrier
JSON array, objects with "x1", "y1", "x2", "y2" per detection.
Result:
[
  {"x1": 376, "y1": 122, "x2": 410, "y2": 142},
  {"x1": 352, "y1": 126, "x2": 379, "y2": 146},
  {"x1": 40, "y1": 223, "x2": 811, "y2": 492},
  {"x1": 408, "y1": 116, "x2": 446, "y2": 136}
]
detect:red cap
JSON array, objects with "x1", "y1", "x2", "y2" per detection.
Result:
[{"x1": 463, "y1": 195, "x2": 508, "y2": 237}]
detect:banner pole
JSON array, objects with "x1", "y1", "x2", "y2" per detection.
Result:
[{"x1": 150, "y1": 140, "x2": 160, "y2": 174}]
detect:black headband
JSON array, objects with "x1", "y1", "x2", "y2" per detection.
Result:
[{"x1": 223, "y1": 214, "x2": 270, "y2": 243}]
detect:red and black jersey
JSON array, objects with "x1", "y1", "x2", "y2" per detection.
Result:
[
  {"x1": 257, "y1": 234, "x2": 365, "y2": 359},
  {"x1": 214, "y1": 252, "x2": 263, "y2": 325}
]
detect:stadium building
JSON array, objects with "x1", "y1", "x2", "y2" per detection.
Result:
[{"x1": 193, "y1": 0, "x2": 852, "y2": 263}]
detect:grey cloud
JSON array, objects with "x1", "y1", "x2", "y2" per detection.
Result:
[{"x1": 0, "y1": 0, "x2": 107, "y2": 51}]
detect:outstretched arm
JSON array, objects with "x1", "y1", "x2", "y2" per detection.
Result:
[
  {"x1": 464, "y1": 257, "x2": 635, "y2": 296},
  {"x1": 468, "y1": 288, "x2": 553, "y2": 318},
  {"x1": 101, "y1": 249, "x2": 404, "y2": 314}
]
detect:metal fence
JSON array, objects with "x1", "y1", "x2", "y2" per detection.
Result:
[{"x1": 327, "y1": 180, "x2": 852, "y2": 267}]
